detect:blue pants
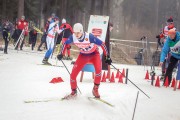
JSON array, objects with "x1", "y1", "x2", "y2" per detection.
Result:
[{"x1": 44, "y1": 36, "x2": 54, "y2": 59}]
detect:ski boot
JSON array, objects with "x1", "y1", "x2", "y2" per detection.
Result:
[
  {"x1": 62, "y1": 56, "x2": 67, "y2": 60},
  {"x1": 4, "y1": 51, "x2": 8, "y2": 54},
  {"x1": 92, "y1": 84, "x2": 100, "y2": 98},
  {"x1": 160, "y1": 73, "x2": 165, "y2": 81},
  {"x1": 37, "y1": 48, "x2": 42, "y2": 51},
  {"x1": 63, "y1": 89, "x2": 77, "y2": 100},
  {"x1": 66, "y1": 56, "x2": 72, "y2": 60},
  {"x1": 42, "y1": 57, "x2": 51, "y2": 65}
]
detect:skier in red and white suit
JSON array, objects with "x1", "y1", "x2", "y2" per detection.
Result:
[
  {"x1": 59, "y1": 18, "x2": 73, "y2": 59},
  {"x1": 57, "y1": 23, "x2": 112, "y2": 99}
]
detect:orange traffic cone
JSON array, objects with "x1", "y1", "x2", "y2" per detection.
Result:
[
  {"x1": 50, "y1": 77, "x2": 64, "y2": 83},
  {"x1": 145, "y1": 70, "x2": 149, "y2": 80},
  {"x1": 164, "y1": 77, "x2": 169, "y2": 87},
  {"x1": 101, "y1": 71, "x2": 106, "y2": 82},
  {"x1": 115, "y1": 69, "x2": 120, "y2": 78},
  {"x1": 155, "y1": 76, "x2": 160, "y2": 87},
  {"x1": 118, "y1": 74, "x2": 123, "y2": 83},
  {"x1": 106, "y1": 71, "x2": 110, "y2": 79},
  {"x1": 110, "y1": 72, "x2": 115, "y2": 83},
  {"x1": 171, "y1": 78, "x2": 176, "y2": 88},
  {"x1": 122, "y1": 68, "x2": 125, "y2": 77}
]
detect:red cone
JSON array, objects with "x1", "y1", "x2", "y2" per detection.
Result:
[
  {"x1": 122, "y1": 68, "x2": 125, "y2": 77},
  {"x1": 164, "y1": 77, "x2": 169, "y2": 87},
  {"x1": 50, "y1": 77, "x2": 64, "y2": 83},
  {"x1": 155, "y1": 76, "x2": 160, "y2": 87},
  {"x1": 101, "y1": 71, "x2": 106, "y2": 82},
  {"x1": 106, "y1": 71, "x2": 110, "y2": 79},
  {"x1": 115, "y1": 69, "x2": 120, "y2": 78},
  {"x1": 118, "y1": 74, "x2": 123, "y2": 83},
  {"x1": 145, "y1": 70, "x2": 149, "y2": 80},
  {"x1": 171, "y1": 78, "x2": 176, "y2": 88},
  {"x1": 110, "y1": 72, "x2": 115, "y2": 83},
  {"x1": 178, "y1": 81, "x2": 180, "y2": 89}
]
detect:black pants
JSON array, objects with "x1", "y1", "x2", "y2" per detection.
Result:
[
  {"x1": 31, "y1": 39, "x2": 37, "y2": 50},
  {"x1": 38, "y1": 34, "x2": 47, "y2": 50},
  {"x1": 3, "y1": 31, "x2": 9, "y2": 53},
  {"x1": 164, "y1": 56, "x2": 178, "y2": 85}
]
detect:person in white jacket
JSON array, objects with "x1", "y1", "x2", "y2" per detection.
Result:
[{"x1": 42, "y1": 17, "x2": 63, "y2": 64}]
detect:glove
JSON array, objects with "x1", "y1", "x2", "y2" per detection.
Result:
[
  {"x1": 8, "y1": 32, "x2": 11, "y2": 37},
  {"x1": 156, "y1": 35, "x2": 160, "y2": 39},
  {"x1": 57, "y1": 54, "x2": 63, "y2": 60},
  {"x1": 105, "y1": 55, "x2": 112, "y2": 65}
]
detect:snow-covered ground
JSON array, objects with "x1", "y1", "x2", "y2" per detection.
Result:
[{"x1": 0, "y1": 46, "x2": 180, "y2": 120}]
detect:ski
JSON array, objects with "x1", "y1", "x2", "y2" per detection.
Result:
[
  {"x1": 24, "y1": 98, "x2": 63, "y2": 103},
  {"x1": 37, "y1": 63, "x2": 63, "y2": 67},
  {"x1": 88, "y1": 97, "x2": 114, "y2": 107},
  {"x1": 24, "y1": 96, "x2": 114, "y2": 107}
]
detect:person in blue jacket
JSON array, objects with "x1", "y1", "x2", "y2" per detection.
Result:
[{"x1": 159, "y1": 29, "x2": 180, "y2": 86}]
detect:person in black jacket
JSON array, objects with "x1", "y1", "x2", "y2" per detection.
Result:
[
  {"x1": 29, "y1": 28, "x2": 37, "y2": 50},
  {"x1": 2, "y1": 20, "x2": 13, "y2": 54}
]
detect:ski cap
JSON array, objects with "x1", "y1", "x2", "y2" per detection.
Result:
[
  {"x1": 168, "y1": 28, "x2": 176, "y2": 35},
  {"x1": 21, "y1": 15, "x2": 25, "y2": 19},
  {"x1": 54, "y1": 17, "x2": 59, "y2": 21},
  {"x1": 167, "y1": 17, "x2": 173, "y2": 23},
  {"x1": 62, "y1": 18, "x2": 66, "y2": 24},
  {"x1": 73, "y1": 23, "x2": 83, "y2": 33},
  {"x1": 51, "y1": 13, "x2": 56, "y2": 18}
]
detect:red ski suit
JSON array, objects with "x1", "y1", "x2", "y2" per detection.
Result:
[
  {"x1": 60, "y1": 23, "x2": 73, "y2": 56},
  {"x1": 61, "y1": 32, "x2": 108, "y2": 90}
]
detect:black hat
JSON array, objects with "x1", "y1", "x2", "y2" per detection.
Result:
[{"x1": 167, "y1": 17, "x2": 173, "y2": 23}]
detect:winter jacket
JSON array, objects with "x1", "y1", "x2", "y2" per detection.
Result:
[{"x1": 160, "y1": 32, "x2": 180, "y2": 62}]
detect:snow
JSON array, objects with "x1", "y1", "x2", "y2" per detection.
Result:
[{"x1": 0, "y1": 46, "x2": 180, "y2": 120}]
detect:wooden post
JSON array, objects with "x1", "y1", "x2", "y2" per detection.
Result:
[
  {"x1": 125, "y1": 68, "x2": 128, "y2": 84},
  {"x1": 80, "y1": 71, "x2": 84, "y2": 82}
]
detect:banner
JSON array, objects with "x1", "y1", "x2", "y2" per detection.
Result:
[
  {"x1": 82, "y1": 15, "x2": 109, "y2": 72},
  {"x1": 88, "y1": 15, "x2": 109, "y2": 54}
]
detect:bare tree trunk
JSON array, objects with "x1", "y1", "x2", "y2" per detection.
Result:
[
  {"x1": 18, "y1": 0, "x2": 24, "y2": 19},
  {"x1": 40, "y1": 0, "x2": 45, "y2": 28},
  {"x1": 155, "y1": 0, "x2": 159, "y2": 33},
  {"x1": 176, "y1": 0, "x2": 180, "y2": 29},
  {"x1": 90, "y1": 0, "x2": 95, "y2": 15},
  {"x1": 100, "y1": 0, "x2": 104, "y2": 15},
  {"x1": 2, "y1": 0, "x2": 6, "y2": 19},
  {"x1": 64, "y1": 0, "x2": 67, "y2": 18},
  {"x1": 60, "y1": 0, "x2": 67, "y2": 19},
  {"x1": 107, "y1": 0, "x2": 110, "y2": 16}
]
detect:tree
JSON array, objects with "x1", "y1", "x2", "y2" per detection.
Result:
[{"x1": 18, "y1": 0, "x2": 24, "y2": 19}]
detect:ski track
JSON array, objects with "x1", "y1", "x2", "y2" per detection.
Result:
[{"x1": 0, "y1": 46, "x2": 180, "y2": 120}]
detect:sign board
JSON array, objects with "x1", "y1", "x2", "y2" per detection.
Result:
[{"x1": 82, "y1": 15, "x2": 109, "y2": 72}]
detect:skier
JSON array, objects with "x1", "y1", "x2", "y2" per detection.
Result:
[
  {"x1": 157, "y1": 17, "x2": 176, "y2": 79},
  {"x1": 2, "y1": 19, "x2": 13, "y2": 54},
  {"x1": 15, "y1": 15, "x2": 28, "y2": 50},
  {"x1": 29, "y1": 28, "x2": 37, "y2": 51},
  {"x1": 159, "y1": 29, "x2": 180, "y2": 86},
  {"x1": 38, "y1": 14, "x2": 57, "y2": 51},
  {"x1": 42, "y1": 18, "x2": 64, "y2": 64},
  {"x1": 57, "y1": 23, "x2": 112, "y2": 99},
  {"x1": 59, "y1": 18, "x2": 73, "y2": 60}
]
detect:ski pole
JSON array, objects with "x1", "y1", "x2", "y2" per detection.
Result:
[
  {"x1": 111, "y1": 64, "x2": 150, "y2": 99},
  {"x1": 132, "y1": 91, "x2": 139, "y2": 120},
  {"x1": 61, "y1": 59, "x2": 82, "y2": 94},
  {"x1": 14, "y1": 29, "x2": 24, "y2": 49}
]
